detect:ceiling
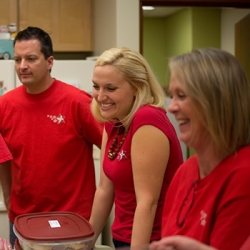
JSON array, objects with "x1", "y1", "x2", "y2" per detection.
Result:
[{"x1": 143, "y1": 6, "x2": 185, "y2": 17}]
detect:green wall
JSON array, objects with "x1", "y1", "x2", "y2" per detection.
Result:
[
  {"x1": 143, "y1": 7, "x2": 221, "y2": 87},
  {"x1": 164, "y1": 8, "x2": 192, "y2": 59},
  {"x1": 192, "y1": 8, "x2": 221, "y2": 49},
  {"x1": 143, "y1": 18, "x2": 166, "y2": 86},
  {"x1": 163, "y1": 8, "x2": 193, "y2": 87}
]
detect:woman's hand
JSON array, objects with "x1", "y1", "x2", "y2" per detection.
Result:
[
  {"x1": 0, "y1": 238, "x2": 12, "y2": 250},
  {"x1": 149, "y1": 236, "x2": 218, "y2": 250}
]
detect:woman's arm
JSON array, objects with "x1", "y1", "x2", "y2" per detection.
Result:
[
  {"x1": 0, "y1": 161, "x2": 12, "y2": 210},
  {"x1": 89, "y1": 129, "x2": 114, "y2": 246},
  {"x1": 131, "y1": 125, "x2": 170, "y2": 247},
  {"x1": 149, "y1": 236, "x2": 218, "y2": 250}
]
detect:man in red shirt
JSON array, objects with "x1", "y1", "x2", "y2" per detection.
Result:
[{"x1": 0, "y1": 27, "x2": 103, "y2": 247}]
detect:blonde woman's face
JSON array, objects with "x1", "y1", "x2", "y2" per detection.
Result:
[
  {"x1": 92, "y1": 65, "x2": 136, "y2": 121},
  {"x1": 168, "y1": 73, "x2": 209, "y2": 150}
]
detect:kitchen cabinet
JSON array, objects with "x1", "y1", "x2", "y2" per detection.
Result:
[
  {"x1": 17, "y1": 0, "x2": 93, "y2": 52},
  {"x1": 0, "y1": 0, "x2": 17, "y2": 29}
]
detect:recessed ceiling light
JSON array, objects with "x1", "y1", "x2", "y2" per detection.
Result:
[{"x1": 142, "y1": 6, "x2": 155, "y2": 11}]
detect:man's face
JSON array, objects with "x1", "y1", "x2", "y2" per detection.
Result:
[{"x1": 14, "y1": 39, "x2": 53, "y2": 93}]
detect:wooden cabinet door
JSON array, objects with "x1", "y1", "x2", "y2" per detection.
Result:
[
  {"x1": 19, "y1": 0, "x2": 55, "y2": 40},
  {"x1": 0, "y1": 0, "x2": 17, "y2": 30},
  {"x1": 235, "y1": 14, "x2": 250, "y2": 83},
  {"x1": 18, "y1": 0, "x2": 93, "y2": 52},
  {"x1": 53, "y1": 0, "x2": 93, "y2": 51}
]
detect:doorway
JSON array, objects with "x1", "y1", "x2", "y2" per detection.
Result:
[
  {"x1": 235, "y1": 13, "x2": 250, "y2": 82},
  {"x1": 140, "y1": 0, "x2": 250, "y2": 54},
  {"x1": 140, "y1": 0, "x2": 250, "y2": 159}
]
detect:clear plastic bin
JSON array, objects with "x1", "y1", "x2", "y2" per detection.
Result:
[{"x1": 13, "y1": 212, "x2": 94, "y2": 250}]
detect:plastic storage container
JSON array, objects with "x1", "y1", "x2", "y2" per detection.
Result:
[{"x1": 13, "y1": 212, "x2": 94, "y2": 250}]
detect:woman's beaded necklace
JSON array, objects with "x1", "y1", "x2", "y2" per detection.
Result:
[{"x1": 108, "y1": 124, "x2": 127, "y2": 160}]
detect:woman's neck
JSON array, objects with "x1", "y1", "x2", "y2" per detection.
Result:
[{"x1": 196, "y1": 144, "x2": 224, "y2": 179}]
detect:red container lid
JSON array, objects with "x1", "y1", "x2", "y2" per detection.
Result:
[{"x1": 14, "y1": 212, "x2": 94, "y2": 242}]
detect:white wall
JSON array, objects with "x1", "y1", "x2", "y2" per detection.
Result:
[
  {"x1": 116, "y1": 0, "x2": 140, "y2": 50},
  {"x1": 93, "y1": 0, "x2": 117, "y2": 56},
  {"x1": 93, "y1": 0, "x2": 140, "y2": 56},
  {"x1": 15, "y1": 60, "x2": 96, "y2": 91},
  {"x1": 0, "y1": 60, "x2": 15, "y2": 95}
]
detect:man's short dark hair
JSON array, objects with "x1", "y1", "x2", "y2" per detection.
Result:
[{"x1": 14, "y1": 26, "x2": 53, "y2": 59}]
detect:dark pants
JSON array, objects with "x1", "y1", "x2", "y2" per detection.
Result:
[
  {"x1": 112, "y1": 239, "x2": 130, "y2": 249},
  {"x1": 113, "y1": 238, "x2": 151, "y2": 250},
  {"x1": 9, "y1": 221, "x2": 17, "y2": 248}
]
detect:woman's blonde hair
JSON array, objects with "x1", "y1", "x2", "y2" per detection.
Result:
[
  {"x1": 169, "y1": 48, "x2": 250, "y2": 158},
  {"x1": 91, "y1": 47, "x2": 166, "y2": 127}
]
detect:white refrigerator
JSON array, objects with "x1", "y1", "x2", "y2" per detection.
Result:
[
  {"x1": 0, "y1": 60, "x2": 15, "y2": 97},
  {"x1": 15, "y1": 59, "x2": 96, "y2": 92}
]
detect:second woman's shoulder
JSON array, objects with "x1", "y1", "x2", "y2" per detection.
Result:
[
  {"x1": 135, "y1": 105, "x2": 164, "y2": 115},
  {"x1": 132, "y1": 105, "x2": 175, "y2": 132},
  {"x1": 133, "y1": 105, "x2": 168, "y2": 123}
]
